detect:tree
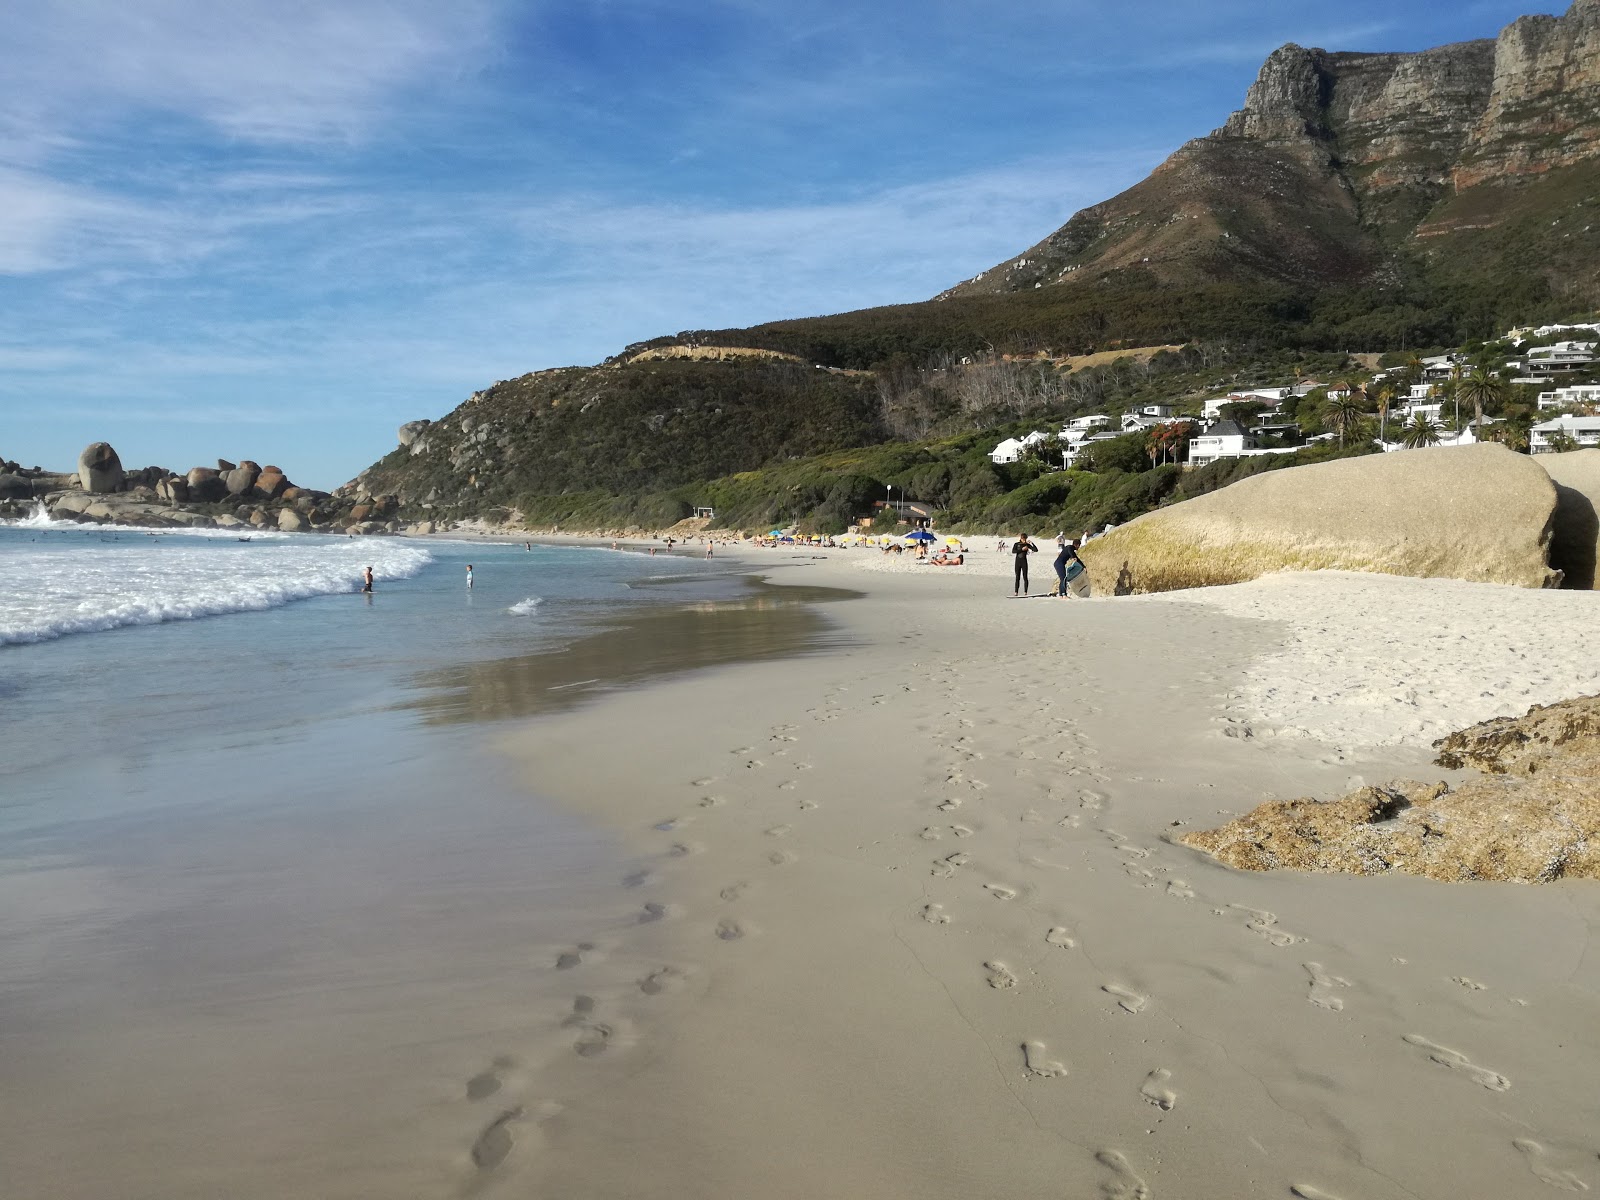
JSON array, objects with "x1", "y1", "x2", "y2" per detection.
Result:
[
  {"x1": 1456, "y1": 366, "x2": 1503, "y2": 440},
  {"x1": 1401, "y1": 413, "x2": 1441, "y2": 449},
  {"x1": 1323, "y1": 385, "x2": 1369, "y2": 448},
  {"x1": 1547, "y1": 430, "x2": 1580, "y2": 454},
  {"x1": 1370, "y1": 380, "x2": 1396, "y2": 445}
]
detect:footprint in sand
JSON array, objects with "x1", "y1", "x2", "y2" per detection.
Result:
[
  {"x1": 921, "y1": 903, "x2": 951, "y2": 925},
  {"x1": 1046, "y1": 926, "x2": 1077, "y2": 949},
  {"x1": 1304, "y1": 963, "x2": 1352, "y2": 1011},
  {"x1": 698, "y1": 794, "x2": 726, "y2": 808},
  {"x1": 466, "y1": 1056, "x2": 514, "y2": 1101},
  {"x1": 765, "y1": 824, "x2": 791, "y2": 838},
  {"x1": 797, "y1": 798, "x2": 818, "y2": 810},
  {"x1": 1290, "y1": 1188, "x2": 1343, "y2": 1200},
  {"x1": 1229, "y1": 905, "x2": 1307, "y2": 947},
  {"x1": 1512, "y1": 1138, "x2": 1590, "y2": 1191},
  {"x1": 719, "y1": 881, "x2": 749, "y2": 902},
  {"x1": 715, "y1": 918, "x2": 746, "y2": 942},
  {"x1": 1103, "y1": 984, "x2": 1148, "y2": 1014},
  {"x1": 1078, "y1": 790, "x2": 1107, "y2": 811},
  {"x1": 768, "y1": 850, "x2": 796, "y2": 865},
  {"x1": 668, "y1": 842, "x2": 699, "y2": 858},
  {"x1": 639, "y1": 902, "x2": 668, "y2": 924},
  {"x1": 1095, "y1": 1148, "x2": 1150, "y2": 1199},
  {"x1": 984, "y1": 961, "x2": 1018, "y2": 989},
  {"x1": 1139, "y1": 1068, "x2": 1177, "y2": 1111},
  {"x1": 573, "y1": 1022, "x2": 614, "y2": 1058},
  {"x1": 983, "y1": 883, "x2": 1018, "y2": 900},
  {"x1": 931, "y1": 853, "x2": 970, "y2": 879},
  {"x1": 938, "y1": 798, "x2": 962, "y2": 812},
  {"x1": 622, "y1": 869, "x2": 652, "y2": 888},
  {"x1": 561, "y1": 995, "x2": 596, "y2": 1026},
  {"x1": 1402, "y1": 1034, "x2": 1511, "y2": 1091},
  {"x1": 470, "y1": 1107, "x2": 523, "y2": 1171},
  {"x1": 777, "y1": 780, "x2": 797, "y2": 791},
  {"x1": 920, "y1": 827, "x2": 944, "y2": 841},
  {"x1": 1022, "y1": 1040, "x2": 1068, "y2": 1078},
  {"x1": 689, "y1": 777, "x2": 718, "y2": 788},
  {"x1": 1165, "y1": 880, "x2": 1195, "y2": 900},
  {"x1": 952, "y1": 825, "x2": 974, "y2": 838},
  {"x1": 555, "y1": 942, "x2": 595, "y2": 970},
  {"x1": 639, "y1": 966, "x2": 683, "y2": 995},
  {"x1": 1452, "y1": 976, "x2": 1487, "y2": 991}
]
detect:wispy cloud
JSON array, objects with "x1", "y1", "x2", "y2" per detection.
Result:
[{"x1": 1, "y1": 0, "x2": 504, "y2": 146}]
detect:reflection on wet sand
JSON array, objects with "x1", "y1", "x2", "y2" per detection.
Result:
[{"x1": 406, "y1": 577, "x2": 859, "y2": 723}]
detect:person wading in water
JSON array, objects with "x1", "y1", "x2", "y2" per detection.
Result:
[{"x1": 1011, "y1": 534, "x2": 1039, "y2": 596}]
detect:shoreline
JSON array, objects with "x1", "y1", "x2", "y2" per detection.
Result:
[{"x1": 455, "y1": 553, "x2": 1600, "y2": 1199}]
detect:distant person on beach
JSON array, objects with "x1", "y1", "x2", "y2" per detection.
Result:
[
  {"x1": 466, "y1": 564, "x2": 474, "y2": 588},
  {"x1": 706, "y1": 542, "x2": 714, "y2": 558},
  {"x1": 1011, "y1": 534, "x2": 1039, "y2": 596},
  {"x1": 1053, "y1": 537, "x2": 1081, "y2": 597},
  {"x1": 362, "y1": 566, "x2": 374, "y2": 593}
]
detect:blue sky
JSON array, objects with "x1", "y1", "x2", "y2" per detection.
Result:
[{"x1": 0, "y1": 0, "x2": 1550, "y2": 487}]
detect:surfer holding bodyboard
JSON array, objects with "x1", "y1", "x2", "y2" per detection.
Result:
[{"x1": 1053, "y1": 535, "x2": 1091, "y2": 598}]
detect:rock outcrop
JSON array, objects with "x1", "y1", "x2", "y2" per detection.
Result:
[
  {"x1": 77, "y1": 442, "x2": 124, "y2": 493},
  {"x1": 1182, "y1": 694, "x2": 1600, "y2": 882},
  {"x1": 1078, "y1": 444, "x2": 1560, "y2": 594}
]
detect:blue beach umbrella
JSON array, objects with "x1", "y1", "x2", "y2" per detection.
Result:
[{"x1": 904, "y1": 530, "x2": 937, "y2": 543}]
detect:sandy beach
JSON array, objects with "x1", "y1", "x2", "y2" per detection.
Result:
[
  {"x1": 454, "y1": 545, "x2": 1600, "y2": 1200},
  {"x1": 8, "y1": 539, "x2": 1599, "y2": 1200}
]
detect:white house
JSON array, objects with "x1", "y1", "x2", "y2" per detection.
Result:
[
  {"x1": 1420, "y1": 354, "x2": 1466, "y2": 381},
  {"x1": 1531, "y1": 415, "x2": 1600, "y2": 454},
  {"x1": 990, "y1": 432, "x2": 1051, "y2": 464},
  {"x1": 1188, "y1": 419, "x2": 1253, "y2": 467},
  {"x1": 1511, "y1": 341, "x2": 1598, "y2": 378},
  {"x1": 1066, "y1": 414, "x2": 1114, "y2": 432},
  {"x1": 1537, "y1": 384, "x2": 1600, "y2": 411}
]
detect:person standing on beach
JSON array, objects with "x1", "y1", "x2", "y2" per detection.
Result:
[
  {"x1": 361, "y1": 566, "x2": 374, "y2": 593},
  {"x1": 466, "y1": 564, "x2": 474, "y2": 588},
  {"x1": 1011, "y1": 534, "x2": 1039, "y2": 596}
]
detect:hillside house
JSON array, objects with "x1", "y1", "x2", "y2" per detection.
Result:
[
  {"x1": 1538, "y1": 384, "x2": 1600, "y2": 411},
  {"x1": 1531, "y1": 416, "x2": 1600, "y2": 453},
  {"x1": 1188, "y1": 419, "x2": 1253, "y2": 467},
  {"x1": 1510, "y1": 341, "x2": 1597, "y2": 380},
  {"x1": 1066, "y1": 414, "x2": 1114, "y2": 432}
]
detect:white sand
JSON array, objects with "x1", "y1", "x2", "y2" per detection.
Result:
[
  {"x1": 1150, "y1": 571, "x2": 1600, "y2": 750},
  {"x1": 455, "y1": 557, "x2": 1600, "y2": 1200}
]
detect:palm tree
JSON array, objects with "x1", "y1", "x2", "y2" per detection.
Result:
[
  {"x1": 1371, "y1": 380, "x2": 1396, "y2": 445},
  {"x1": 1323, "y1": 385, "x2": 1369, "y2": 448},
  {"x1": 1401, "y1": 413, "x2": 1441, "y2": 449},
  {"x1": 1457, "y1": 366, "x2": 1503, "y2": 440}
]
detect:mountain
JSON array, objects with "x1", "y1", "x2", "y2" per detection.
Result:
[
  {"x1": 350, "y1": 3, "x2": 1600, "y2": 530},
  {"x1": 942, "y1": 0, "x2": 1600, "y2": 305}
]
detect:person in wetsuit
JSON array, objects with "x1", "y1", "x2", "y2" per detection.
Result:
[
  {"x1": 1011, "y1": 534, "x2": 1039, "y2": 596},
  {"x1": 1053, "y1": 537, "x2": 1082, "y2": 598}
]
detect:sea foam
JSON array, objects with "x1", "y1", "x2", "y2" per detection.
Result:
[
  {"x1": 0, "y1": 534, "x2": 433, "y2": 645},
  {"x1": 508, "y1": 596, "x2": 544, "y2": 615}
]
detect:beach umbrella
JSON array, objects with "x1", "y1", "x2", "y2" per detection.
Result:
[{"x1": 905, "y1": 530, "x2": 936, "y2": 543}]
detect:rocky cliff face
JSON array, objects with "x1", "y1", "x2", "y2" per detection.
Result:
[{"x1": 944, "y1": 0, "x2": 1600, "y2": 302}]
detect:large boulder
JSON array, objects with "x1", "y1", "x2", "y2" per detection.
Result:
[
  {"x1": 186, "y1": 467, "x2": 227, "y2": 502},
  {"x1": 277, "y1": 508, "x2": 307, "y2": 532},
  {"x1": 1534, "y1": 450, "x2": 1600, "y2": 590},
  {"x1": 78, "y1": 442, "x2": 124, "y2": 493},
  {"x1": 254, "y1": 467, "x2": 288, "y2": 499},
  {"x1": 398, "y1": 419, "x2": 432, "y2": 447},
  {"x1": 0, "y1": 474, "x2": 30, "y2": 500},
  {"x1": 156, "y1": 476, "x2": 190, "y2": 504},
  {"x1": 1079, "y1": 444, "x2": 1561, "y2": 594},
  {"x1": 225, "y1": 466, "x2": 259, "y2": 495}
]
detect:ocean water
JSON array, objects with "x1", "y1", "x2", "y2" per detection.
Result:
[{"x1": 0, "y1": 521, "x2": 849, "y2": 1199}]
